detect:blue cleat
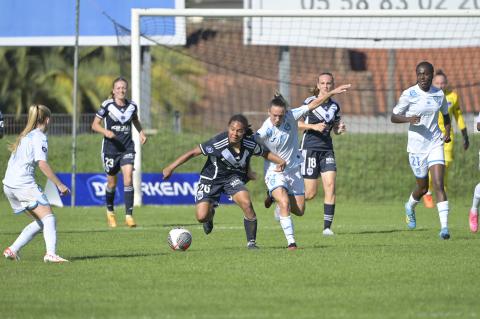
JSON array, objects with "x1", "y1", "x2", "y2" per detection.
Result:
[
  {"x1": 439, "y1": 227, "x2": 450, "y2": 240},
  {"x1": 405, "y1": 202, "x2": 416, "y2": 230}
]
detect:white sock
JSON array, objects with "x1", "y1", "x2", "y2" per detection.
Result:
[
  {"x1": 41, "y1": 214, "x2": 57, "y2": 255},
  {"x1": 407, "y1": 194, "x2": 420, "y2": 209},
  {"x1": 471, "y1": 183, "x2": 480, "y2": 212},
  {"x1": 279, "y1": 215, "x2": 295, "y2": 245},
  {"x1": 437, "y1": 201, "x2": 449, "y2": 229},
  {"x1": 10, "y1": 220, "x2": 43, "y2": 253},
  {"x1": 274, "y1": 205, "x2": 281, "y2": 221}
]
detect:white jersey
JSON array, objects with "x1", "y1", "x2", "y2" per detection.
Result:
[
  {"x1": 3, "y1": 129, "x2": 48, "y2": 188},
  {"x1": 393, "y1": 84, "x2": 448, "y2": 153},
  {"x1": 256, "y1": 105, "x2": 309, "y2": 172}
]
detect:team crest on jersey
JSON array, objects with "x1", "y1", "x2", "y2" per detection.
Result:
[
  {"x1": 206, "y1": 146, "x2": 214, "y2": 153},
  {"x1": 98, "y1": 108, "x2": 106, "y2": 116},
  {"x1": 409, "y1": 90, "x2": 418, "y2": 97},
  {"x1": 42, "y1": 146, "x2": 47, "y2": 153}
]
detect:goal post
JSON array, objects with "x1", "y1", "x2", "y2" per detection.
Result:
[{"x1": 130, "y1": 8, "x2": 480, "y2": 205}]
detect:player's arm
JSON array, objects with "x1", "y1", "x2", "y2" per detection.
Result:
[
  {"x1": 391, "y1": 91, "x2": 420, "y2": 124},
  {"x1": 306, "y1": 84, "x2": 351, "y2": 112},
  {"x1": 91, "y1": 116, "x2": 115, "y2": 139},
  {"x1": 298, "y1": 117, "x2": 328, "y2": 133},
  {"x1": 38, "y1": 161, "x2": 70, "y2": 196},
  {"x1": 132, "y1": 117, "x2": 147, "y2": 145},
  {"x1": 263, "y1": 151, "x2": 286, "y2": 172},
  {"x1": 452, "y1": 100, "x2": 469, "y2": 150},
  {"x1": 162, "y1": 146, "x2": 202, "y2": 180},
  {"x1": 443, "y1": 113, "x2": 452, "y2": 143}
]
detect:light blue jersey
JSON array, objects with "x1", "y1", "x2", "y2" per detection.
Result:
[{"x1": 256, "y1": 105, "x2": 309, "y2": 173}]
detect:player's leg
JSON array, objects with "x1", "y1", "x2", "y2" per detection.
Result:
[
  {"x1": 121, "y1": 163, "x2": 136, "y2": 227},
  {"x1": 469, "y1": 183, "x2": 480, "y2": 233},
  {"x1": 424, "y1": 170, "x2": 435, "y2": 208},
  {"x1": 103, "y1": 153, "x2": 120, "y2": 228},
  {"x1": 195, "y1": 200, "x2": 215, "y2": 235},
  {"x1": 195, "y1": 180, "x2": 220, "y2": 235},
  {"x1": 231, "y1": 190, "x2": 258, "y2": 249},
  {"x1": 272, "y1": 187, "x2": 296, "y2": 249},
  {"x1": 289, "y1": 168, "x2": 306, "y2": 217},
  {"x1": 321, "y1": 170, "x2": 336, "y2": 235},
  {"x1": 429, "y1": 145, "x2": 450, "y2": 239},
  {"x1": 405, "y1": 152, "x2": 429, "y2": 230}
]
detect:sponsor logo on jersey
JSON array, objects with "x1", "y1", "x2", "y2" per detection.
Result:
[
  {"x1": 42, "y1": 146, "x2": 47, "y2": 153},
  {"x1": 306, "y1": 167, "x2": 314, "y2": 176},
  {"x1": 230, "y1": 178, "x2": 243, "y2": 188},
  {"x1": 111, "y1": 125, "x2": 130, "y2": 132},
  {"x1": 122, "y1": 153, "x2": 134, "y2": 160},
  {"x1": 326, "y1": 157, "x2": 335, "y2": 164}
]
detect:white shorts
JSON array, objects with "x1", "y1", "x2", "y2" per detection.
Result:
[
  {"x1": 408, "y1": 145, "x2": 445, "y2": 178},
  {"x1": 3, "y1": 185, "x2": 50, "y2": 214},
  {"x1": 265, "y1": 166, "x2": 305, "y2": 196}
]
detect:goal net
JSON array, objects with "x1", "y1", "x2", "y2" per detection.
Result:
[{"x1": 127, "y1": 9, "x2": 480, "y2": 202}]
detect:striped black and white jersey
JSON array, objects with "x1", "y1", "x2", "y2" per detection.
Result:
[
  {"x1": 96, "y1": 99, "x2": 138, "y2": 155},
  {"x1": 198, "y1": 132, "x2": 265, "y2": 181},
  {"x1": 300, "y1": 96, "x2": 341, "y2": 151},
  {"x1": 0, "y1": 110, "x2": 4, "y2": 138}
]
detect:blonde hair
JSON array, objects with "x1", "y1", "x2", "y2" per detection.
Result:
[
  {"x1": 9, "y1": 104, "x2": 51, "y2": 153},
  {"x1": 109, "y1": 76, "x2": 129, "y2": 100},
  {"x1": 310, "y1": 72, "x2": 335, "y2": 97}
]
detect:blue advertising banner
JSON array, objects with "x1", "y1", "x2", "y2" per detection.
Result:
[{"x1": 54, "y1": 173, "x2": 233, "y2": 206}]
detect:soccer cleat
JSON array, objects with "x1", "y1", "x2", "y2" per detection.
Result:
[
  {"x1": 125, "y1": 215, "x2": 137, "y2": 228},
  {"x1": 3, "y1": 247, "x2": 20, "y2": 261},
  {"x1": 264, "y1": 191, "x2": 273, "y2": 209},
  {"x1": 423, "y1": 193, "x2": 435, "y2": 208},
  {"x1": 405, "y1": 202, "x2": 416, "y2": 230},
  {"x1": 106, "y1": 211, "x2": 117, "y2": 228},
  {"x1": 322, "y1": 228, "x2": 335, "y2": 236},
  {"x1": 247, "y1": 240, "x2": 259, "y2": 250},
  {"x1": 43, "y1": 254, "x2": 69, "y2": 263},
  {"x1": 439, "y1": 227, "x2": 450, "y2": 240},
  {"x1": 203, "y1": 208, "x2": 215, "y2": 235},
  {"x1": 469, "y1": 210, "x2": 478, "y2": 233},
  {"x1": 287, "y1": 242, "x2": 298, "y2": 251}
]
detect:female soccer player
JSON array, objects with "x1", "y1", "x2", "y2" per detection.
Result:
[
  {"x1": 298, "y1": 72, "x2": 346, "y2": 236},
  {"x1": 3, "y1": 104, "x2": 70, "y2": 262},
  {"x1": 256, "y1": 84, "x2": 350, "y2": 250},
  {"x1": 92, "y1": 77, "x2": 147, "y2": 228},
  {"x1": 423, "y1": 70, "x2": 469, "y2": 208},
  {"x1": 162, "y1": 114, "x2": 286, "y2": 249},
  {"x1": 468, "y1": 114, "x2": 480, "y2": 233},
  {"x1": 391, "y1": 61, "x2": 452, "y2": 239}
]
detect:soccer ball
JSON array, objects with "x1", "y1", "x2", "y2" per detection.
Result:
[{"x1": 167, "y1": 228, "x2": 192, "y2": 251}]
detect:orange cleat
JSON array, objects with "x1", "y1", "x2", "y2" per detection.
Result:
[
  {"x1": 125, "y1": 215, "x2": 137, "y2": 228},
  {"x1": 423, "y1": 193, "x2": 435, "y2": 208},
  {"x1": 106, "y1": 211, "x2": 117, "y2": 228}
]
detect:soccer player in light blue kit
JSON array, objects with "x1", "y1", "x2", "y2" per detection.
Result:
[
  {"x1": 391, "y1": 61, "x2": 452, "y2": 239},
  {"x1": 256, "y1": 84, "x2": 350, "y2": 250}
]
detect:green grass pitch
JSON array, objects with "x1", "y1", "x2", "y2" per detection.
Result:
[{"x1": 1, "y1": 199, "x2": 479, "y2": 319}]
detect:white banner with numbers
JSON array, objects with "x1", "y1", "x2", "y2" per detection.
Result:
[{"x1": 243, "y1": 0, "x2": 480, "y2": 48}]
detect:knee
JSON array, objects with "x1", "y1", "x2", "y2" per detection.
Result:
[{"x1": 305, "y1": 191, "x2": 316, "y2": 201}]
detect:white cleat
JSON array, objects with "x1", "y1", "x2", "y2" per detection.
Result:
[
  {"x1": 43, "y1": 254, "x2": 69, "y2": 263},
  {"x1": 3, "y1": 247, "x2": 20, "y2": 261},
  {"x1": 322, "y1": 228, "x2": 335, "y2": 236}
]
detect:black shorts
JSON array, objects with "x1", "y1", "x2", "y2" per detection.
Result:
[
  {"x1": 301, "y1": 150, "x2": 336, "y2": 179},
  {"x1": 195, "y1": 176, "x2": 247, "y2": 205},
  {"x1": 102, "y1": 152, "x2": 135, "y2": 176}
]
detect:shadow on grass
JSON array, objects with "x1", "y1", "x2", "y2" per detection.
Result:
[
  {"x1": 342, "y1": 228, "x2": 428, "y2": 235},
  {"x1": 69, "y1": 252, "x2": 166, "y2": 261}
]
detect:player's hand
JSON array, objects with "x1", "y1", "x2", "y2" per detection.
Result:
[
  {"x1": 104, "y1": 130, "x2": 116, "y2": 139},
  {"x1": 330, "y1": 84, "x2": 351, "y2": 96},
  {"x1": 57, "y1": 184, "x2": 70, "y2": 196},
  {"x1": 275, "y1": 160, "x2": 286, "y2": 172},
  {"x1": 312, "y1": 123, "x2": 327, "y2": 133},
  {"x1": 409, "y1": 116, "x2": 421, "y2": 125},
  {"x1": 139, "y1": 131, "x2": 147, "y2": 145},
  {"x1": 336, "y1": 121, "x2": 346, "y2": 134},
  {"x1": 443, "y1": 134, "x2": 451, "y2": 143},
  {"x1": 163, "y1": 167, "x2": 173, "y2": 180}
]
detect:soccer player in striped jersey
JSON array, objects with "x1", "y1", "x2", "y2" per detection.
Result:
[
  {"x1": 391, "y1": 61, "x2": 452, "y2": 239},
  {"x1": 468, "y1": 114, "x2": 480, "y2": 233},
  {"x1": 256, "y1": 85, "x2": 350, "y2": 250},
  {"x1": 3, "y1": 104, "x2": 70, "y2": 262},
  {"x1": 423, "y1": 70, "x2": 469, "y2": 208},
  {"x1": 298, "y1": 72, "x2": 346, "y2": 236},
  {"x1": 91, "y1": 77, "x2": 147, "y2": 228},
  {"x1": 0, "y1": 109, "x2": 4, "y2": 138},
  {"x1": 163, "y1": 114, "x2": 286, "y2": 249}
]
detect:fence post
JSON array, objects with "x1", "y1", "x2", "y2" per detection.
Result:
[{"x1": 173, "y1": 111, "x2": 182, "y2": 134}]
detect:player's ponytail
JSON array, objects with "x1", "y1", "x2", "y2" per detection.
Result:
[
  {"x1": 270, "y1": 92, "x2": 288, "y2": 109},
  {"x1": 9, "y1": 104, "x2": 51, "y2": 153},
  {"x1": 228, "y1": 114, "x2": 253, "y2": 137}
]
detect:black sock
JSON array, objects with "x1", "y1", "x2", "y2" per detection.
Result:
[
  {"x1": 244, "y1": 217, "x2": 257, "y2": 242},
  {"x1": 124, "y1": 186, "x2": 134, "y2": 215},
  {"x1": 106, "y1": 187, "x2": 115, "y2": 212},
  {"x1": 324, "y1": 203, "x2": 335, "y2": 229}
]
